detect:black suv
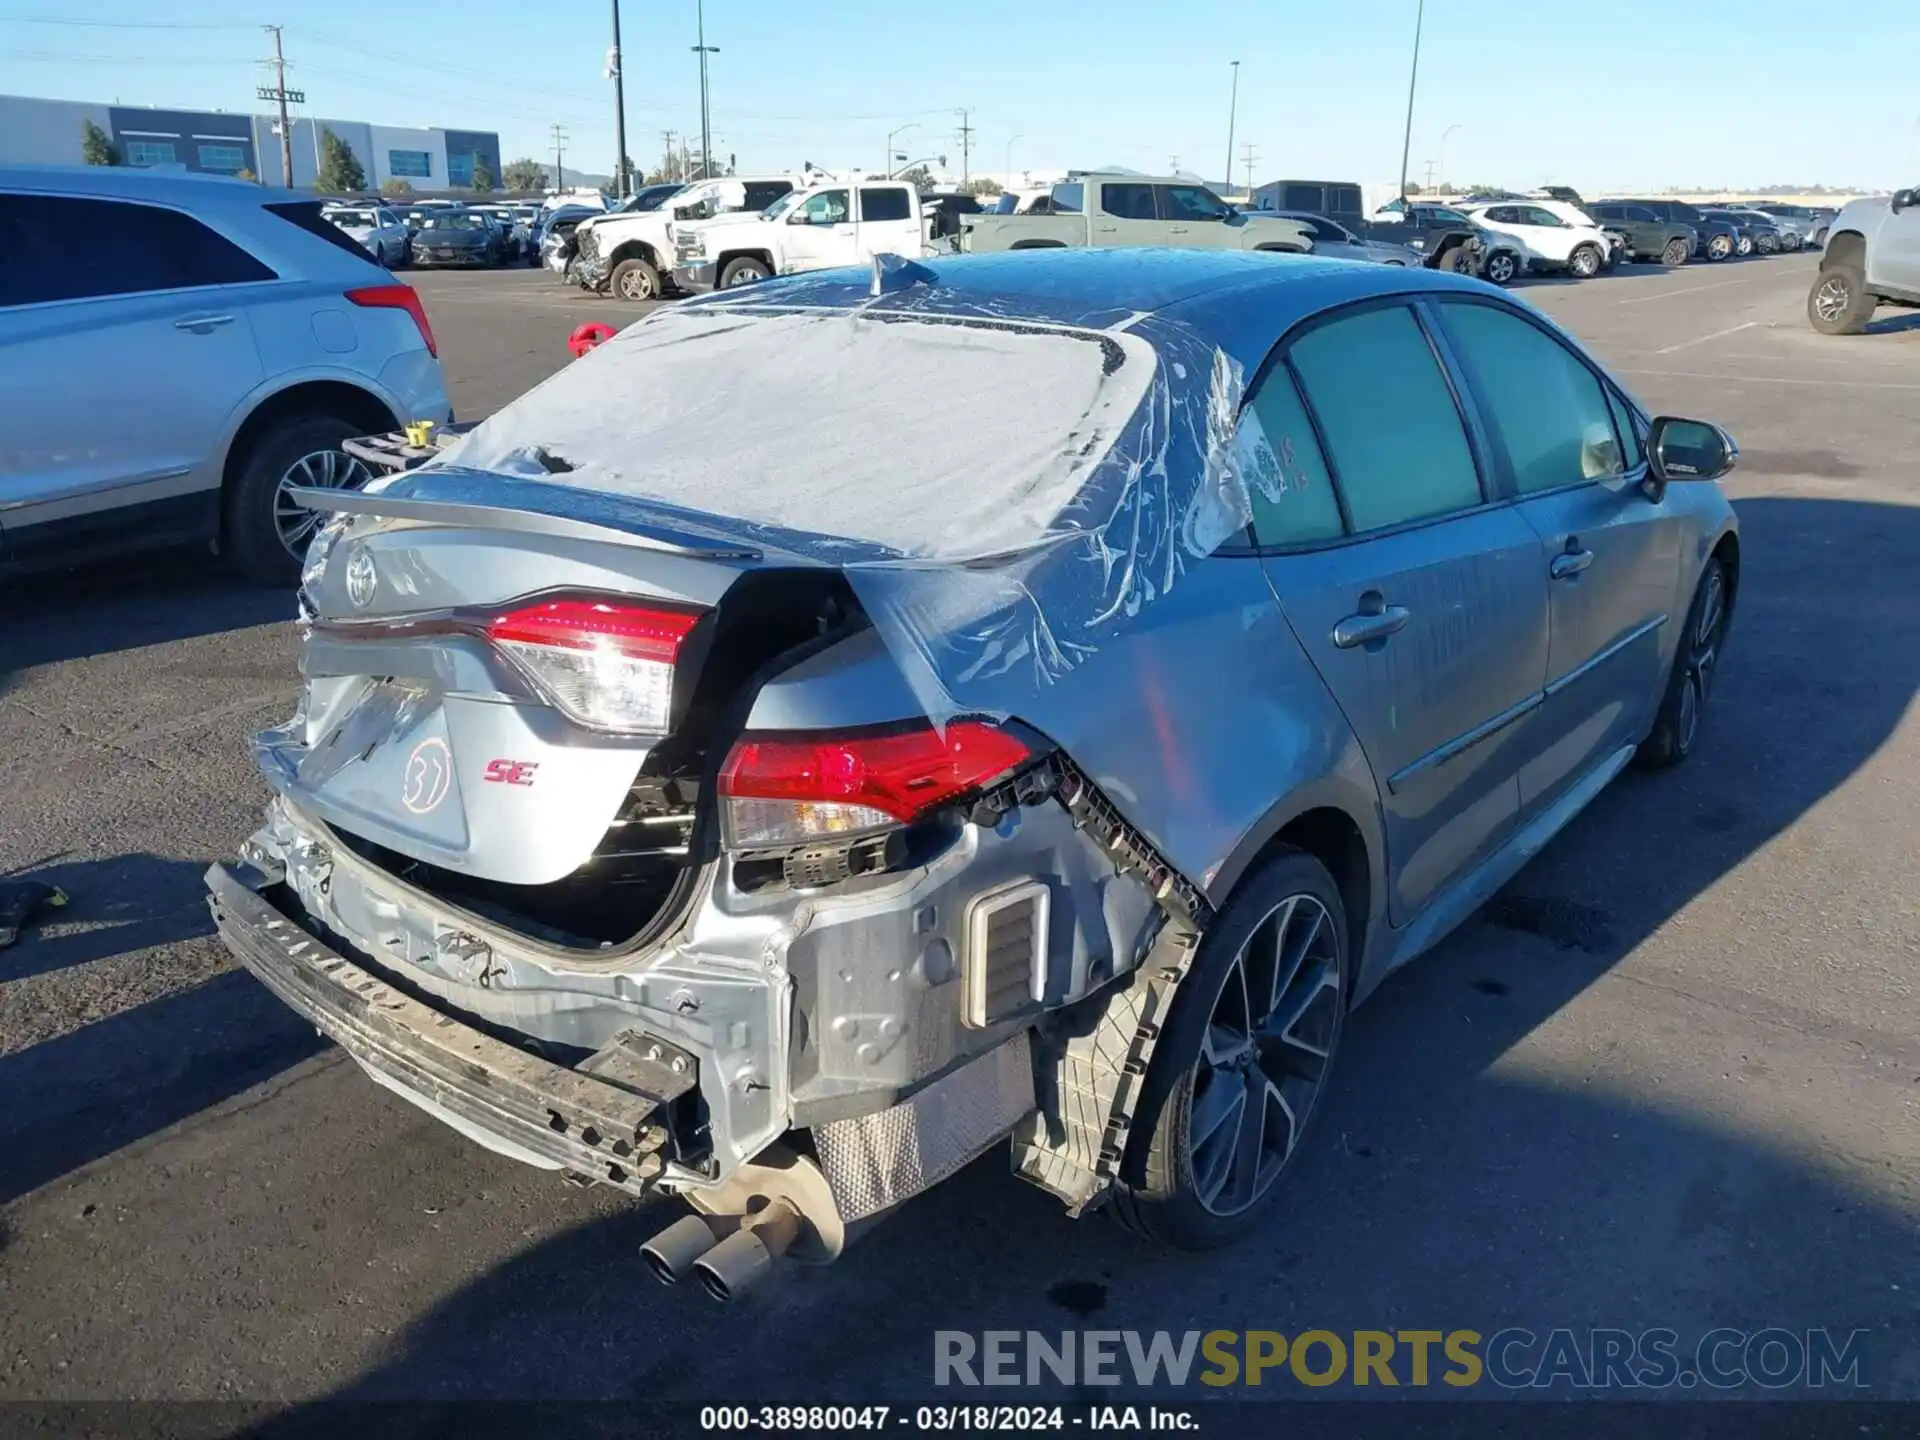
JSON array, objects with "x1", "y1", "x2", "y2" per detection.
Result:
[
  {"x1": 1609, "y1": 199, "x2": 1740, "y2": 262},
  {"x1": 1587, "y1": 202, "x2": 1699, "y2": 267}
]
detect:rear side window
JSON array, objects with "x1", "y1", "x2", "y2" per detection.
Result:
[
  {"x1": 0, "y1": 193, "x2": 274, "y2": 307},
  {"x1": 1329, "y1": 185, "x2": 1362, "y2": 216},
  {"x1": 1241, "y1": 367, "x2": 1345, "y2": 547},
  {"x1": 858, "y1": 187, "x2": 912, "y2": 222},
  {"x1": 1288, "y1": 305, "x2": 1483, "y2": 533},
  {"x1": 1100, "y1": 183, "x2": 1156, "y2": 220},
  {"x1": 1438, "y1": 301, "x2": 1626, "y2": 495},
  {"x1": 269, "y1": 200, "x2": 383, "y2": 264},
  {"x1": 1282, "y1": 184, "x2": 1323, "y2": 212}
]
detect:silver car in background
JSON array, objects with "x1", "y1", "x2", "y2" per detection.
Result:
[
  {"x1": 209, "y1": 250, "x2": 1739, "y2": 1299},
  {"x1": 0, "y1": 165, "x2": 450, "y2": 583},
  {"x1": 1272, "y1": 210, "x2": 1422, "y2": 265},
  {"x1": 325, "y1": 204, "x2": 413, "y2": 268}
]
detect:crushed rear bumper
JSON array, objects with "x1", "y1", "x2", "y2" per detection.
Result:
[{"x1": 205, "y1": 861, "x2": 693, "y2": 1194}]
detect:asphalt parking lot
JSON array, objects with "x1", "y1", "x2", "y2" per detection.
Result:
[{"x1": 1, "y1": 256, "x2": 1916, "y2": 1411}]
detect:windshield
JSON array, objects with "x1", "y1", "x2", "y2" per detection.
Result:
[
  {"x1": 421, "y1": 213, "x2": 485, "y2": 231},
  {"x1": 330, "y1": 210, "x2": 376, "y2": 227},
  {"x1": 761, "y1": 190, "x2": 805, "y2": 221}
]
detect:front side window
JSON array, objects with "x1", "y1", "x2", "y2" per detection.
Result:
[
  {"x1": 1161, "y1": 185, "x2": 1228, "y2": 222},
  {"x1": 1288, "y1": 305, "x2": 1483, "y2": 533},
  {"x1": 1050, "y1": 182, "x2": 1084, "y2": 214},
  {"x1": 0, "y1": 194, "x2": 274, "y2": 306},
  {"x1": 388, "y1": 150, "x2": 432, "y2": 179},
  {"x1": 858, "y1": 186, "x2": 912, "y2": 222},
  {"x1": 1241, "y1": 367, "x2": 1345, "y2": 547},
  {"x1": 1100, "y1": 183, "x2": 1156, "y2": 220},
  {"x1": 1439, "y1": 301, "x2": 1626, "y2": 495},
  {"x1": 1523, "y1": 206, "x2": 1569, "y2": 227},
  {"x1": 124, "y1": 139, "x2": 176, "y2": 167},
  {"x1": 793, "y1": 189, "x2": 849, "y2": 225}
]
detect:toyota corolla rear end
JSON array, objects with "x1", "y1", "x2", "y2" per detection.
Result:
[{"x1": 208, "y1": 286, "x2": 1181, "y2": 1295}]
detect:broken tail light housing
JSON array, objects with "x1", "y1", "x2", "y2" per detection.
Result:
[
  {"x1": 718, "y1": 721, "x2": 1032, "y2": 851},
  {"x1": 487, "y1": 597, "x2": 702, "y2": 735}
]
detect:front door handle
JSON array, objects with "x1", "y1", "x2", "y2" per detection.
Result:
[
  {"x1": 1332, "y1": 603, "x2": 1411, "y2": 649},
  {"x1": 1551, "y1": 548, "x2": 1595, "y2": 580},
  {"x1": 173, "y1": 314, "x2": 236, "y2": 333}
]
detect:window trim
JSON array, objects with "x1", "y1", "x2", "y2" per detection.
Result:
[
  {"x1": 1425, "y1": 292, "x2": 1650, "y2": 503},
  {"x1": 1235, "y1": 294, "x2": 1503, "y2": 556}
]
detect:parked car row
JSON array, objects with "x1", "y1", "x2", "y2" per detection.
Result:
[{"x1": 320, "y1": 199, "x2": 542, "y2": 269}]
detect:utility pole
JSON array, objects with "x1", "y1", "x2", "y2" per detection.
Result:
[
  {"x1": 257, "y1": 25, "x2": 301, "y2": 188},
  {"x1": 692, "y1": 0, "x2": 718, "y2": 182},
  {"x1": 550, "y1": 124, "x2": 568, "y2": 191},
  {"x1": 1423, "y1": 159, "x2": 1437, "y2": 193},
  {"x1": 1241, "y1": 142, "x2": 1258, "y2": 197},
  {"x1": 955, "y1": 108, "x2": 973, "y2": 183},
  {"x1": 608, "y1": 0, "x2": 629, "y2": 197},
  {"x1": 662, "y1": 130, "x2": 677, "y2": 182},
  {"x1": 1223, "y1": 60, "x2": 1240, "y2": 192},
  {"x1": 1396, "y1": 0, "x2": 1425, "y2": 202}
]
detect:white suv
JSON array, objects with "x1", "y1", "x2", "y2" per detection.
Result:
[
  {"x1": 1462, "y1": 200, "x2": 1614, "y2": 278},
  {"x1": 0, "y1": 165, "x2": 450, "y2": 584}
]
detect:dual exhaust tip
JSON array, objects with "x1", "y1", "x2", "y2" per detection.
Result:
[{"x1": 640, "y1": 1200, "x2": 803, "y2": 1303}]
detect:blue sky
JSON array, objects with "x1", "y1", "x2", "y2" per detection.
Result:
[{"x1": 3, "y1": 0, "x2": 1915, "y2": 190}]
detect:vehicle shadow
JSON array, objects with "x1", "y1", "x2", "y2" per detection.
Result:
[
  {"x1": 1863, "y1": 311, "x2": 1920, "y2": 336},
  {"x1": 0, "y1": 853, "x2": 216, "y2": 984},
  {"x1": 0, "y1": 554, "x2": 291, "y2": 684},
  {"x1": 0, "y1": 969, "x2": 323, "y2": 1207},
  {"x1": 220, "y1": 493, "x2": 1920, "y2": 1412}
]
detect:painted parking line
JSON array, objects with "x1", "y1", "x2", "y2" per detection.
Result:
[
  {"x1": 1613, "y1": 273, "x2": 1786, "y2": 306},
  {"x1": 1619, "y1": 365, "x2": 1920, "y2": 391},
  {"x1": 1654, "y1": 321, "x2": 1758, "y2": 355}
]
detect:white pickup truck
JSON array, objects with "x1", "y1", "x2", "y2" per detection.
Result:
[
  {"x1": 576, "y1": 175, "x2": 802, "y2": 301},
  {"x1": 670, "y1": 179, "x2": 928, "y2": 291}
]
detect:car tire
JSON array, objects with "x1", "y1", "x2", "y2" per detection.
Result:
[
  {"x1": 1756, "y1": 233, "x2": 1778, "y2": 255},
  {"x1": 1807, "y1": 264, "x2": 1876, "y2": 336},
  {"x1": 1735, "y1": 235, "x2": 1754, "y2": 257},
  {"x1": 1568, "y1": 242, "x2": 1602, "y2": 279},
  {"x1": 224, "y1": 413, "x2": 375, "y2": 587},
  {"x1": 1109, "y1": 847, "x2": 1347, "y2": 1251},
  {"x1": 1706, "y1": 233, "x2": 1733, "y2": 261},
  {"x1": 1638, "y1": 556, "x2": 1730, "y2": 770},
  {"x1": 610, "y1": 257, "x2": 661, "y2": 301},
  {"x1": 1661, "y1": 237, "x2": 1690, "y2": 267},
  {"x1": 719, "y1": 256, "x2": 773, "y2": 287},
  {"x1": 1481, "y1": 249, "x2": 1519, "y2": 286},
  {"x1": 1434, "y1": 244, "x2": 1468, "y2": 273}
]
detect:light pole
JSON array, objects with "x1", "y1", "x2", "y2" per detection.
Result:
[
  {"x1": 886, "y1": 122, "x2": 919, "y2": 177},
  {"x1": 1396, "y1": 0, "x2": 1424, "y2": 202},
  {"x1": 1224, "y1": 60, "x2": 1240, "y2": 192},
  {"x1": 692, "y1": 0, "x2": 718, "y2": 180},
  {"x1": 1439, "y1": 122, "x2": 1461, "y2": 190},
  {"x1": 609, "y1": 0, "x2": 629, "y2": 197},
  {"x1": 1004, "y1": 132, "x2": 1023, "y2": 186}
]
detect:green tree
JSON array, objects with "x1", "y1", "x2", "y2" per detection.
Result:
[
  {"x1": 470, "y1": 158, "x2": 493, "y2": 193},
  {"x1": 502, "y1": 157, "x2": 546, "y2": 192},
  {"x1": 896, "y1": 165, "x2": 935, "y2": 191},
  {"x1": 380, "y1": 177, "x2": 414, "y2": 198},
  {"x1": 235, "y1": 167, "x2": 257, "y2": 183},
  {"x1": 317, "y1": 129, "x2": 367, "y2": 193},
  {"x1": 958, "y1": 176, "x2": 1002, "y2": 197},
  {"x1": 81, "y1": 119, "x2": 119, "y2": 166}
]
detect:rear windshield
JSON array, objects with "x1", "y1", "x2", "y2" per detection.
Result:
[{"x1": 436, "y1": 308, "x2": 1157, "y2": 562}]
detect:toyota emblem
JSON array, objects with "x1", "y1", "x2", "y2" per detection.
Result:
[{"x1": 344, "y1": 546, "x2": 378, "y2": 610}]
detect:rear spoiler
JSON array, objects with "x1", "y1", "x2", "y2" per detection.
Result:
[{"x1": 290, "y1": 469, "x2": 764, "y2": 562}]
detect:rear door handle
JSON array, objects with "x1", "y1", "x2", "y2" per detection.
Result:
[
  {"x1": 1551, "y1": 548, "x2": 1595, "y2": 580},
  {"x1": 1332, "y1": 604, "x2": 1411, "y2": 649},
  {"x1": 173, "y1": 314, "x2": 236, "y2": 333}
]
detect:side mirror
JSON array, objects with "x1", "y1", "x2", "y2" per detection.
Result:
[
  {"x1": 1648, "y1": 416, "x2": 1738, "y2": 482},
  {"x1": 1892, "y1": 188, "x2": 1914, "y2": 214}
]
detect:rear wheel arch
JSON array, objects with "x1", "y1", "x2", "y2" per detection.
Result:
[
  {"x1": 1821, "y1": 230, "x2": 1866, "y2": 272},
  {"x1": 221, "y1": 381, "x2": 395, "y2": 504},
  {"x1": 1211, "y1": 798, "x2": 1380, "y2": 1002}
]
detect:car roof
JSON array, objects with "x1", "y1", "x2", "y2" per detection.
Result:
[
  {"x1": 684, "y1": 248, "x2": 1490, "y2": 375},
  {"x1": 0, "y1": 162, "x2": 299, "y2": 208}
]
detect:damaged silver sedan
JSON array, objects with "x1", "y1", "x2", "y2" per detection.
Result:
[{"x1": 208, "y1": 248, "x2": 1740, "y2": 1299}]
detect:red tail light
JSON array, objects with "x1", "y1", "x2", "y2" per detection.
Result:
[
  {"x1": 485, "y1": 598, "x2": 703, "y2": 734},
  {"x1": 718, "y1": 721, "x2": 1032, "y2": 849},
  {"x1": 346, "y1": 282, "x2": 438, "y2": 357}
]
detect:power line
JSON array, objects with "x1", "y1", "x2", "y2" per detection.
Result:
[
  {"x1": 4, "y1": 49, "x2": 257, "y2": 63},
  {"x1": 0, "y1": 13, "x2": 255, "y2": 27}
]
